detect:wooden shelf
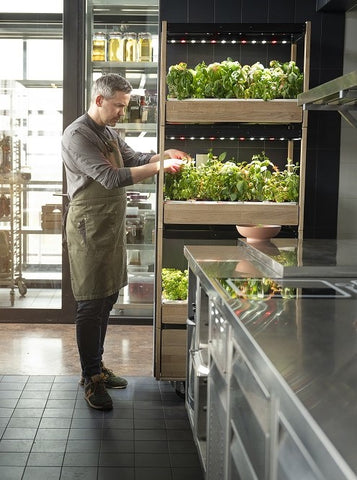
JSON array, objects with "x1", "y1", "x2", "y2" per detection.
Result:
[
  {"x1": 163, "y1": 201, "x2": 299, "y2": 225},
  {"x1": 165, "y1": 99, "x2": 302, "y2": 124}
]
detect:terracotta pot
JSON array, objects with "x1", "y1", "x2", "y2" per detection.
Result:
[{"x1": 236, "y1": 224, "x2": 281, "y2": 243}]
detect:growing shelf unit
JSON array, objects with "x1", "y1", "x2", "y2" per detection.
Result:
[{"x1": 154, "y1": 21, "x2": 311, "y2": 380}]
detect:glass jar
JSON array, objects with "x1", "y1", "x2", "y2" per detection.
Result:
[
  {"x1": 92, "y1": 32, "x2": 107, "y2": 62},
  {"x1": 124, "y1": 32, "x2": 137, "y2": 62},
  {"x1": 137, "y1": 32, "x2": 152, "y2": 62},
  {"x1": 108, "y1": 32, "x2": 123, "y2": 62}
]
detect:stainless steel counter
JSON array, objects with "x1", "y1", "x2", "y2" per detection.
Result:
[{"x1": 184, "y1": 244, "x2": 357, "y2": 479}]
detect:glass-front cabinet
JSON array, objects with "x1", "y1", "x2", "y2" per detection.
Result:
[
  {"x1": 86, "y1": 0, "x2": 159, "y2": 319},
  {"x1": 0, "y1": 1, "x2": 63, "y2": 311}
]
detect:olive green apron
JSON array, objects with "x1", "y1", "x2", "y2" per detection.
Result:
[{"x1": 66, "y1": 139, "x2": 127, "y2": 301}]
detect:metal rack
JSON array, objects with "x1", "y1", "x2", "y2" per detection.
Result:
[
  {"x1": 0, "y1": 136, "x2": 27, "y2": 306},
  {"x1": 297, "y1": 70, "x2": 357, "y2": 127}
]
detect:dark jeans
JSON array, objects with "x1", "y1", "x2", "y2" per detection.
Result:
[{"x1": 75, "y1": 291, "x2": 119, "y2": 380}]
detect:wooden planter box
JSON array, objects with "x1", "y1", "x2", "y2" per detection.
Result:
[
  {"x1": 163, "y1": 200, "x2": 299, "y2": 226},
  {"x1": 165, "y1": 99, "x2": 302, "y2": 124},
  {"x1": 161, "y1": 301, "x2": 187, "y2": 325}
]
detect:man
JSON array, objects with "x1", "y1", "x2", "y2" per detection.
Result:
[{"x1": 62, "y1": 73, "x2": 186, "y2": 410}]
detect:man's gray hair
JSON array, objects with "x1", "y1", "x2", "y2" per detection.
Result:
[{"x1": 91, "y1": 73, "x2": 132, "y2": 102}]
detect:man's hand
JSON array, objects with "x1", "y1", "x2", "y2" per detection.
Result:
[
  {"x1": 164, "y1": 149, "x2": 189, "y2": 160},
  {"x1": 163, "y1": 158, "x2": 185, "y2": 174}
]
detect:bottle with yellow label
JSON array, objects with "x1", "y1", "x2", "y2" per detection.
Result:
[
  {"x1": 137, "y1": 32, "x2": 152, "y2": 62},
  {"x1": 108, "y1": 32, "x2": 123, "y2": 62},
  {"x1": 92, "y1": 32, "x2": 107, "y2": 61},
  {"x1": 124, "y1": 32, "x2": 137, "y2": 62}
]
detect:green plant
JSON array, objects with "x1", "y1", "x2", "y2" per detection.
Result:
[
  {"x1": 166, "y1": 62, "x2": 196, "y2": 99},
  {"x1": 164, "y1": 151, "x2": 299, "y2": 203},
  {"x1": 166, "y1": 58, "x2": 303, "y2": 100},
  {"x1": 162, "y1": 268, "x2": 188, "y2": 300}
]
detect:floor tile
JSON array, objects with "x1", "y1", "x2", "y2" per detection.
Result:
[
  {"x1": 16, "y1": 398, "x2": 47, "y2": 409},
  {"x1": 0, "y1": 439, "x2": 33, "y2": 453},
  {"x1": 99, "y1": 452, "x2": 134, "y2": 467},
  {"x1": 65, "y1": 439, "x2": 101, "y2": 453},
  {"x1": 134, "y1": 429, "x2": 167, "y2": 441},
  {"x1": 63, "y1": 452, "x2": 99, "y2": 467},
  {"x1": 68, "y1": 428, "x2": 102, "y2": 440},
  {"x1": 27, "y1": 452, "x2": 64, "y2": 467},
  {"x1": 168, "y1": 440, "x2": 197, "y2": 453},
  {"x1": 0, "y1": 452, "x2": 28, "y2": 466},
  {"x1": 100, "y1": 439, "x2": 134, "y2": 453},
  {"x1": 39, "y1": 417, "x2": 72, "y2": 429},
  {"x1": 0, "y1": 374, "x2": 203, "y2": 479},
  {"x1": 134, "y1": 418, "x2": 166, "y2": 429},
  {"x1": 135, "y1": 467, "x2": 173, "y2": 480},
  {"x1": 11, "y1": 408, "x2": 44, "y2": 418},
  {"x1": 172, "y1": 467, "x2": 205, "y2": 480},
  {"x1": 20, "y1": 391, "x2": 49, "y2": 400},
  {"x1": 170, "y1": 452, "x2": 201, "y2": 468},
  {"x1": 0, "y1": 408, "x2": 13, "y2": 418},
  {"x1": 0, "y1": 399, "x2": 18, "y2": 409},
  {"x1": 22, "y1": 466, "x2": 61, "y2": 480},
  {"x1": 35, "y1": 429, "x2": 69, "y2": 440},
  {"x1": 97, "y1": 467, "x2": 134, "y2": 480},
  {"x1": 0, "y1": 465, "x2": 24, "y2": 480},
  {"x1": 24, "y1": 382, "x2": 52, "y2": 391},
  {"x1": 134, "y1": 440, "x2": 169, "y2": 453},
  {"x1": 60, "y1": 466, "x2": 98, "y2": 480},
  {"x1": 30, "y1": 439, "x2": 67, "y2": 453},
  {"x1": 134, "y1": 453, "x2": 171, "y2": 468},
  {"x1": 0, "y1": 391, "x2": 21, "y2": 399},
  {"x1": 2, "y1": 428, "x2": 37, "y2": 440},
  {"x1": 70, "y1": 418, "x2": 103, "y2": 429}
]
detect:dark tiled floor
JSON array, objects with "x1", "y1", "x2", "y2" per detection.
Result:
[{"x1": 0, "y1": 375, "x2": 204, "y2": 480}]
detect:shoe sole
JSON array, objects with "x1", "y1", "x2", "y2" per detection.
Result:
[
  {"x1": 78, "y1": 380, "x2": 128, "y2": 390},
  {"x1": 80, "y1": 379, "x2": 128, "y2": 389},
  {"x1": 84, "y1": 396, "x2": 113, "y2": 410},
  {"x1": 105, "y1": 384, "x2": 128, "y2": 389}
]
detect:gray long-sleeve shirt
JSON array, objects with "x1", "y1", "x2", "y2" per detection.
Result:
[{"x1": 62, "y1": 113, "x2": 153, "y2": 199}]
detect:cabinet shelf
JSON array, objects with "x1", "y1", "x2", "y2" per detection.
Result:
[
  {"x1": 116, "y1": 122, "x2": 156, "y2": 132},
  {"x1": 166, "y1": 99, "x2": 302, "y2": 124},
  {"x1": 92, "y1": 61, "x2": 158, "y2": 72},
  {"x1": 163, "y1": 200, "x2": 299, "y2": 225}
]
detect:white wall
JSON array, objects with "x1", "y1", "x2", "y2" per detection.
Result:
[{"x1": 337, "y1": 6, "x2": 357, "y2": 239}]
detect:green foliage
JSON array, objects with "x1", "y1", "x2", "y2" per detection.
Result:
[
  {"x1": 217, "y1": 277, "x2": 296, "y2": 300},
  {"x1": 166, "y1": 58, "x2": 303, "y2": 100},
  {"x1": 162, "y1": 268, "x2": 189, "y2": 300},
  {"x1": 164, "y1": 151, "x2": 299, "y2": 203},
  {"x1": 166, "y1": 62, "x2": 196, "y2": 99}
]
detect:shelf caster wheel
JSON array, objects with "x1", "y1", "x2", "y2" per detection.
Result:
[{"x1": 18, "y1": 280, "x2": 27, "y2": 296}]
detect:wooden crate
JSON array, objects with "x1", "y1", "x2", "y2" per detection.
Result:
[
  {"x1": 160, "y1": 328, "x2": 186, "y2": 379},
  {"x1": 164, "y1": 201, "x2": 299, "y2": 226},
  {"x1": 166, "y1": 99, "x2": 302, "y2": 124},
  {"x1": 41, "y1": 204, "x2": 62, "y2": 232},
  {"x1": 161, "y1": 301, "x2": 187, "y2": 325}
]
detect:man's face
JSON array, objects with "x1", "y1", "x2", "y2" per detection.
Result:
[{"x1": 96, "y1": 90, "x2": 131, "y2": 126}]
